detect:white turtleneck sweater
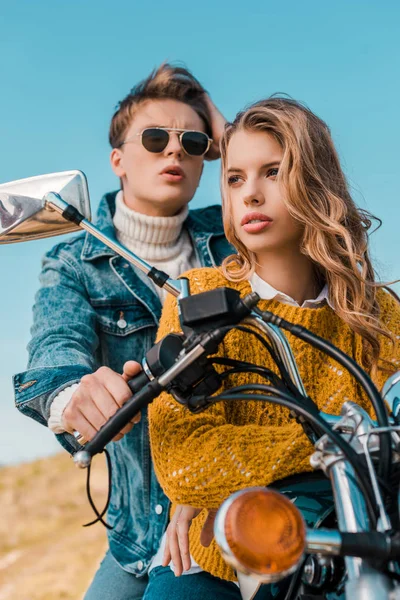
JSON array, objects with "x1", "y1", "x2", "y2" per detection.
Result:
[
  {"x1": 48, "y1": 191, "x2": 199, "y2": 433},
  {"x1": 113, "y1": 191, "x2": 198, "y2": 302}
]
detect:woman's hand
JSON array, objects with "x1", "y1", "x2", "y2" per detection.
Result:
[
  {"x1": 204, "y1": 94, "x2": 227, "y2": 161},
  {"x1": 162, "y1": 504, "x2": 218, "y2": 576}
]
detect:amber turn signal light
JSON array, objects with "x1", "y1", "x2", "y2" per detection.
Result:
[{"x1": 215, "y1": 487, "x2": 306, "y2": 582}]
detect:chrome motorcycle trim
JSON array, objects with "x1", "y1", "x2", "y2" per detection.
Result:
[
  {"x1": 244, "y1": 314, "x2": 307, "y2": 396},
  {"x1": 321, "y1": 412, "x2": 397, "y2": 429},
  {"x1": 302, "y1": 555, "x2": 341, "y2": 590},
  {"x1": 320, "y1": 413, "x2": 343, "y2": 426},
  {"x1": 316, "y1": 403, "x2": 382, "y2": 458},
  {"x1": 329, "y1": 460, "x2": 372, "y2": 579},
  {"x1": 311, "y1": 406, "x2": 377, "y2": 580},
  {"x1": 341, "y1": 401, "x2": 377, "y2": 439},
  {"x1": 345, "y1": 573, "x2": 395, "y2": 600},
  {"x1": 382, "y1": 370, "x2": 400, "y2": 418},
  {"x1": 73, "y1": 450, "x2": 92, "y2": 469},
  {"x1": 142, "y1": 358, "x2": 155, "y2": 381},
  {"x1": 0, "y1": 170, "x2": 91, "y2": 242},
  {"x1": 45, "y1": 192, "x2": 185, "y2": 298},
  {"x1": 363, "y1": 426, "x2": 400, "y2": 532},
  {"x1": 176, "y1": 276, "x2": 190, "y2": 301},
  {"x1": 305, "y1": 529, "x2": 342, "y2": 555},
  {"x1": 158, "y1": 344, "x2": 206, "y2": 387}
]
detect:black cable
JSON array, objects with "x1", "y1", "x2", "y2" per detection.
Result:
[
  {"x1": 383, "y1": 569, "x2": 400, "y2": 583},
  {"x1": 283, "y1": 556, "x2": 308, "y2": 600},
  {"x1": 225, "y1": 384, "x2": 320, "y2": 416},
  {"x1": 83, "y1": 449, "x2": 113, "y2": 530},
  {"x1": 219, "y1": 367, "x2": 282, "y2": 389},
  {"x1": 228, "y1": 382, "x2": 392, "y2": 497},
  {"x1": 233, "y1": 325, "x2": 310, "y2": 402},
  {"x1": 212, "y1": 357, "x2": 287, "y2": 391},
  {"x1": 209, "y1": 389, "x2": 378, "y2": 524},
  {"x1": 232, "y1": 324, "x2": 287, "y2": 377},
  {"x1": 212, "y1": 353, "x2": 321, "y2": 441},
  {"x1": 213, "y1": 317, "x2": 390, "y2": 495},
  {"x1": 234, "y1": 325, "x2": 295, "y2": 389},
  {"x1": 254, "y1": 307, "x2": 392, "y2": 484},
  {"x1": 198, "y1": 321, "x2": 307, "y2": 403}
]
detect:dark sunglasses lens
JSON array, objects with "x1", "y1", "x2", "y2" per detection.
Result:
[
  {"x1": 181, "y1": 131, "x2": 209, "y2": 156},
  {"x1": 141, "y1": 128, "x2": 169, "y2": 153}
]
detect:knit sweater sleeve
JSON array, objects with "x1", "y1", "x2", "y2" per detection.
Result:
[{"x1": 148, "y1": 269, "x2": 313, "y2": 508}]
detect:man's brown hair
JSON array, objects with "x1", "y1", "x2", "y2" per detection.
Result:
[{"x1": 109, "y1": 63, "x2": 212, "y2": 149}]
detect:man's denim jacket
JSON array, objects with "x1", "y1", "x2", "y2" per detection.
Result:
[{"x1": 13, "y1": 191, "x2": 233, "y2": 575}]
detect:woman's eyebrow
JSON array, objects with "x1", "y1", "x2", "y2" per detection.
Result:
[
  {"x1": 227, "y1": 160, "x2": 281, "y2": 174},
  {"x1": 227, "y1": 167, "x2": 244, "y2": 174}
]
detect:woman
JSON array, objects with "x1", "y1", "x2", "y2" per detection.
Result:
[{"x1": 144, "y1": 97, "x2": 400, "y2": 599}]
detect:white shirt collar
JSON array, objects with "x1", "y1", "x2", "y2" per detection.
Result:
[{"x1": 249, "y1": 272, "x2": 333, "y2": 309}]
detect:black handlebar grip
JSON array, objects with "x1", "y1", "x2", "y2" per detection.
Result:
[
  {"x1": 127, "y1": 369, "x2": 152, "y2": 396},
  {"x1": 82, "y1": 377, "x2": 163, "y2": 457},
  {"x1": 340, "y1": 532, "x2": 391, "y2": 560},
  {"x1": 390, "y1": 533, "x2": 400, "y2": 559}
]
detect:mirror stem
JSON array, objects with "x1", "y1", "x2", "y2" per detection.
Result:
[{"x1": 44, "y1": 192, "x2": 187, "y2": 299}]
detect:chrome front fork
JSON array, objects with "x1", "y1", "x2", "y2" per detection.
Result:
[{"x1": 311, "y1": 403, "x2": 397, "y2": 599}]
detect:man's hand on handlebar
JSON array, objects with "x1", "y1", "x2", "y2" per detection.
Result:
[
  {"x1": 63, "y1": 361, "x2": 143, "y2": 442},
  {"x1": 122, "y1": 360, "x2": 143, "y2": 384}
]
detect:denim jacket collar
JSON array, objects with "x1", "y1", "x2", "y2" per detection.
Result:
[
  {"x1": 80, "y1": 191, "x2": 225, "y2": 263},
  {"x1": 81, "y1": 191, "x2": 121, "y2": 261}
]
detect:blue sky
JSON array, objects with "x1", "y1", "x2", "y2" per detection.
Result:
[{"x1": 1, "y1": 0, "x2": 399, "y2": 464}]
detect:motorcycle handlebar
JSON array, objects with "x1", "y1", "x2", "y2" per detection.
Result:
[
  {"x1": 80, "y1": 375, "x2": 162, "y2": 459},
  {"x1": 127, "y1": 369, "x2": 152, "y2": 396},
  {"x1": 306, "y1": 529, "x2": 400, "y2": 561}
]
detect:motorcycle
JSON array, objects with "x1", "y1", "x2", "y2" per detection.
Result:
[{"x1": 2, "y1": 170, "x2": 400, "y2": 599}]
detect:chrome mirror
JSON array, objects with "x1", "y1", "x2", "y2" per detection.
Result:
[
  {"x1": 0, "y1": 169, "x2": 185, "y2": 298},
  {"x1": 381, "y1": 371, "x2": 400, "y2": 418},
  {"x1": 0, "y1": 170, "x2": 91, "y2": 244}
]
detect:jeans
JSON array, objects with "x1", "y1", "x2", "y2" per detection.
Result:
[
  {"x1": 84, "y1": 550, "x2": 148, "y2": 600},
  {"x1": 143, "y1": 566, "x2": 290, "y2": 600}
]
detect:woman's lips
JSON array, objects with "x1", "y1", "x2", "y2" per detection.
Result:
[
  {"x1": 242, "y1": 220, "x2": 273, "y2": 233},
  {"x1": 241, "y1": 212, "x2": 273, "y2": 233}
]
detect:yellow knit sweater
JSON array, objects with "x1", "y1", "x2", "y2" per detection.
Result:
[{"x1": 149, "y1": 268, "x2": 400, "y2": 582}]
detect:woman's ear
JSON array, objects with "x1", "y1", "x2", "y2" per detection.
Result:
[{"x1": 110, "y1": 148, "x2": 126, "y2": 177}]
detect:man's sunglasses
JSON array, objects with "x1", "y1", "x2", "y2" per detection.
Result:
[{"x1": 119, "y1": 127, "x2": 213, "y2": 157}]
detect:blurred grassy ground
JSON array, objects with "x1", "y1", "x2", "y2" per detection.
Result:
[{"x1": 0, "y1": 452, "x2": 108, "y2": 599}]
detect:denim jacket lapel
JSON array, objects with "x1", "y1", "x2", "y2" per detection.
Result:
[
  {"x1": 80, "y1": 191, "x2": 227, "y2": 322},
  {"x1": 184, "y1": 208, "x2": 226, "y2": 268},
  {"x1": 81, "y1": 191, "x2": 119, "y2": 262},
  {"x1": 110, "y1": 255, "x2": 162, "y2": 324}
]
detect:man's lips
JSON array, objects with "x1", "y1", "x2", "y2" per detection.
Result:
[
  {"x1": 241, "y1": 212, "x2": 273, "y2": 233},
  {"x1": 160, "y1": 165, "x2": 185, "y2": 182}
]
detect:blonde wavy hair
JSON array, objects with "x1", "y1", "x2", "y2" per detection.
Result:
[{"x1": 220, "y1": 96, "x2": 396, "y2": 376}]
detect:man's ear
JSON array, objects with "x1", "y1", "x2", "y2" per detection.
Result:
[{"x1": 110, "y1": 148, "x2": 126, "y2": 177}]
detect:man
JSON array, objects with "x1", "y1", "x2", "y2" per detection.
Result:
[{"x1": 13, "y1": 64, "x2": 232, "y2": 599}]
